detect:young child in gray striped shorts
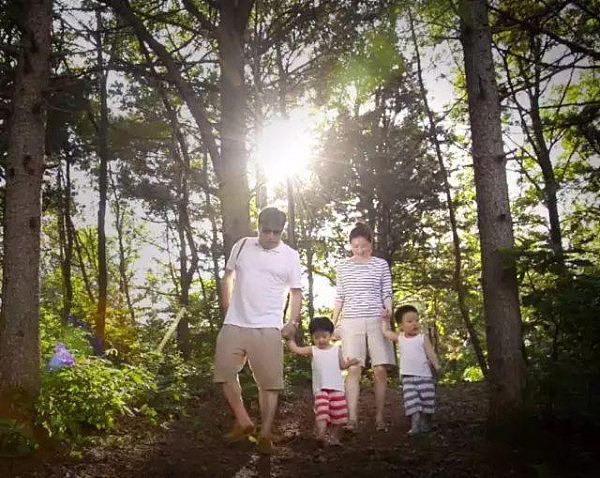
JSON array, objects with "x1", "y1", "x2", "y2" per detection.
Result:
[{"x1": 382, "y1": 305, "x2": 441, "y2": 435}]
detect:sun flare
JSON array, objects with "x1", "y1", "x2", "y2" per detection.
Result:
[{"x1": 254, "y1": 110, "x2": 317, "y2": 187}]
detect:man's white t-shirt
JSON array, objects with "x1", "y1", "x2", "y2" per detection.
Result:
[{"x1": 224, "y1": 237, "x2": 302, "y2": 329}]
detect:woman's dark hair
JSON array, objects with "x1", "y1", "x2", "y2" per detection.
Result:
[
  {"x1": 394, "y1": 305, "x2": 418, "y2": 325},
  {"x1": 309, "y1": 316, "x2": 334, "y2": 335},
  {"x1": 349, "y1": 222, "x2": 372, "y2": 243}
]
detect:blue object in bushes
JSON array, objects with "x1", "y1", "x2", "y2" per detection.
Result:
[{"x1": 47, "y1": 343, "x2": 75, "y2": 371}]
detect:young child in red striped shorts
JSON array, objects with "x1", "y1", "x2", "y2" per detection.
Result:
[{"x1": 287, "y1": 317, "x2": 359, "y2": 446}]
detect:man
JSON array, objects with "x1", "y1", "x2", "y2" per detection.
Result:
[{"x1": 214, "y1": 207, "x2": 302, "y2": 454}]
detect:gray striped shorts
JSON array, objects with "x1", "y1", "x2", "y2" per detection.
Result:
[{"x1": 401, "y1": 375, "x2": 436, "y2": 416}]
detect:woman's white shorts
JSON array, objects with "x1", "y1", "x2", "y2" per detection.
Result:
[{"x1": 340, "y1": 318, "x2": 396, "y2": 368}]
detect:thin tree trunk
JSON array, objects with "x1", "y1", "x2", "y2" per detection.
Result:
[
  {"x1": 0, "y1": 0, "x2": 53, "y2": 407},
  {"x1": 70, "y1": 218, "x2": 95, "y2": 304},
  {"x1": 252, "y1": 5, "x2": 268, "y2": 209},
  {"x1": 503, "y1": 35, "x2": 564, "y2": 260},
  {"x1": 175, "y1": 198, "x2": 191, "y2": 359},
  {"x1": 64, "y1": 158, "x2": 74, "y2": 318},
  {"x1": 526, "y1": 39, "x2": 563, "y2": 258},
  {"x1": 172, "y1": 136, "x2": 192, "y2": 359},
  {"x1": 204, "y1": 153, "x2": 225, "y2": 320},
  {"x1": 286, "y1": 179, "x2": 297, "y2": 248},
  {"x1": 160, "y1": 91, "x2": 198, "y2": 359},
  {"x1": 459, "y1": 0, "x2": 525, "y2": 420},
  {"x1": 109, "y1": 168, "x2": 135, "y2": 323},
  {"x1": 94, "y1": 9, "x2": 108, "y2": 352},
  {"x1": 297, "y1": 199, "x2": 315, "y2": 321},
  {"x1": 409, "y1": 8, "x2": 488, "y2": 377},
  {"x1": 276, "y1": 43, "x2": 297, "y2": 248},
  {"x1": 56, "y1": 166, "x2": 73, "y2": 323}
]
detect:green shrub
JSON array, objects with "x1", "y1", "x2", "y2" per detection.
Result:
[
  {"x1": 40, "y1": 309, "x2": 93, "y2": 362},
  {"x1": 520, "y1": 251, "x2": 600, "y2": 425},
  {"x1": 141, "y1": 351, "x2": 195, "y2": 416},
  {"x1": 35, "y1": 358, "x2": 156, "y2": 440}
]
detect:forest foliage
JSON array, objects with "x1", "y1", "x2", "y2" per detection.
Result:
[{"x1": 0, "y1": 0, "x2": 598, "y2": 455}]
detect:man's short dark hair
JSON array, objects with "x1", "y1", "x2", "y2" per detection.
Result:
[
  {"x1": 258, "y1": 207, "x2": 286, "y2": 226},
  {"x1": 394, "y1": 305, "x2": 418, "y2": 325},
  {"x1": 309, "y1": 316, "x2": 334, "y2": 335}
]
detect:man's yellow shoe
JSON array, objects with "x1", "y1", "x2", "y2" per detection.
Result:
[{"x1": 224, "y1": 423, "x2": 255, "y2": 443}]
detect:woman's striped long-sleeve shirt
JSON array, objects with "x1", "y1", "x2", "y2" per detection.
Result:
[{"x1": 334, "y1": 256, "x2": 392, "y2": 320}]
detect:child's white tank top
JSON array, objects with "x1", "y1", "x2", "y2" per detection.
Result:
[
  {"x1": 398, "y1": 334, "x2": 432, "y2": 377},
  {"x1": 311, "y1": 346, "x2": 344, "y2": 394}
]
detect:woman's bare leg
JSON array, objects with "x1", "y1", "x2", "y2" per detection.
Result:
[
  {"x1": 345, "y1": 365, "x2": 362, "y2": 426},
  {"x1": 373, "y1": 365, "x2": 387, "y2": 426}
]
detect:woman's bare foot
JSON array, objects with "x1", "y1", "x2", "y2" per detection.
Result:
[{"x1": 343, "y1": 419, "x2": 358, "y2": 433}]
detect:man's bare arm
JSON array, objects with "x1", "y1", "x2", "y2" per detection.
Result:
[
  {"x1": 281, "y1": 288, "x2": 303, "y2": 339},
  {"x1": 288, "y1": 288, "x2": 303, "y2": 325},
  {"x1": 221, "y1": 269, "x2": 235, "y2": 313}
]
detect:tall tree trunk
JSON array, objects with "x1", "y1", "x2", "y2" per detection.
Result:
[
  {"x1": 217, "y1": 0, "x2": 253, "y2": 254},
  {"x1": 94, "y1": 9, "x2": 108, "y2": 352},
  {"x1": 408, "y1": 8, "x2": 488, "y2": 377},
  {"x1": 0, "y1": 0, "x2": 53, "y2": 408},
  {"x1": 459, "y1": 0, "x2": 525, "y2": 420}
]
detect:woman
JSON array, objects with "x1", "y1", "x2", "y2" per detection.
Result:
[{"x1": 332, "y1": 222, "x2": 395, "y2": 432}]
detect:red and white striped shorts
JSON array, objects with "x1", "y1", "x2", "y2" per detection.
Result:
[{"x1": 314, "y1": 389, "x2": 348, "y2": 425}]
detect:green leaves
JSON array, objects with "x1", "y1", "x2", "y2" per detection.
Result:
[{"x1": 35, "y1": 358, "x2": 155, "y2": 440}]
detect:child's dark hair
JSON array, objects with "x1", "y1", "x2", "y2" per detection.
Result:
[
  {"x1": 309, "y1": 316, "x2": 334, "y2": 335},
  {"x1": 349, "y1": 222, "x2": 372, "y2": 243},
  {"x1": 394, "y1": 305, "x2": 418, "y2": 325}
]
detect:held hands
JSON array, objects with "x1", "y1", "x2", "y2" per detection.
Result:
[
  {"x1": 341, "y1": 356, "x2": 360, "y2": 368},
  {"x1": 332, "y1": 326, "x2": 342, "y2": 341},
  {"x1": 380, "y1": 309, "x2": 392, "y2": 331},
  {"x1": 281, "y1": 321, "x2": 298, "y2": 340},
  {"x1": 431, "y1": 362, "x2": 442, "y2": 381}
]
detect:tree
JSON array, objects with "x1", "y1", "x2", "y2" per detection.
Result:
[
  {"x1": 103, "y1": 0, "x2": 252, "y2": 256},
  {"x1": 458, "y1": 0, "x2": 525, "y2": 420},
  {"x1": 93, "y1": 8, "x2": 109, "y2": 352},
  {"x1": 0, "y1": 0, "x2": 53, "y2": 408},
  {"x1": 408, "y1": 6, "x2": 488, "y2": 377}
]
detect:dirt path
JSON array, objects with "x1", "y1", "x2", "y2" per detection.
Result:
[{"x1": 3, "y1": 382, "x2": 593, "y2": 477}]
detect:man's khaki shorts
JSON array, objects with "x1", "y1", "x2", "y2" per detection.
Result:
[
  {"x1": 340, "y1": 318, "x2": 396, "y2": 368},
  {"x1": 214, "y1": 324, "x2": 284, "y2": 390}
]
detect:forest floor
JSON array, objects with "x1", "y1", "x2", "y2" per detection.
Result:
[{"x1": 2, "y1": 381, "x2": 597, "y2": 477}]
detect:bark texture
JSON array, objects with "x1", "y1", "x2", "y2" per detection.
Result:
[
  {"x1": 0, "y1": 0, "x2": 53, "y2": 404},
  {"x1": 459, "y1": 0, "x2": 526, "y2": 419}
]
